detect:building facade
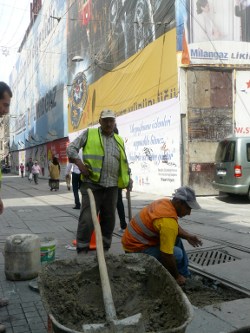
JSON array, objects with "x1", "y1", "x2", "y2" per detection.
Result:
[
  {"x1": 8, "y1": 0, "x2": 250, "y2": 195},
  {"x1": 9, "y1": 0, "x2": 68, "y2": 177},
  {"x1": 177, "y1": 0, "x2": 250, "y2": 194}
]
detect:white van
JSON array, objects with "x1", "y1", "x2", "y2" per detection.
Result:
[{"x1": 212, "y1": 136, "x2": 250, "y2": 199}]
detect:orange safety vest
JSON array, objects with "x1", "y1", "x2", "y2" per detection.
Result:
[{"x1": 122, "y1": 199, "x2": 178, "y2": 252}]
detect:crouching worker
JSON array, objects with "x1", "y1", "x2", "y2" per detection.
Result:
[{"x1": 121, "y1": 186, "x2": 203, "y2": 286}]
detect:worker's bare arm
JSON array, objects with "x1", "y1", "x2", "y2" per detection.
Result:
[
  {"x1": 178, "y1": 226, "x2": 203, "y2": 247},
  {"x1": 160, "y1": 251, "x2": 186, "y2": 286}
]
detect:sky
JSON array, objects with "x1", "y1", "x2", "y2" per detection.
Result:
[{"x1": 0, "y1": 0, "x2": 31, "y2": 84}]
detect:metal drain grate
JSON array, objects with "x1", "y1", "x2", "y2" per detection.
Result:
[{"x1": 188, "y1": 249, "x2": 239, "y2": 266}]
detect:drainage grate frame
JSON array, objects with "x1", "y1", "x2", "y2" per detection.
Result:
[{"x1": 188, "y1": 249, "x2": 239, "y2": 267}]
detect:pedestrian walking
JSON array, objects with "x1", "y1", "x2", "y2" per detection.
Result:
[
  {"x1": 20, "y1": 163, "x2": 24, "y2": 178},
  {"x1": 122, "y1": 186, "x2": 203, "y2": 286},
  {"x1": 66, "y1": 109, "x2": 131, "y2": 253},
  {"x1": 0, "y1": 81, "x2": 12, "y2": 332},
  {"x1": 31, "y1": 161, "x2": 41, "y2": 185},
  {"x1": 65, "y1": 162, "x2": 81, "y2": 209},
  {"x1": 26, "y1": 157, "x2": 33, "y2": 180},
  {"x1": 48, "y1": 157, "x2": 61, "y2": 191}
]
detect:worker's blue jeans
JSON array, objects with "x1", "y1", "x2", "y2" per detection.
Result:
[{"x1": 140, "y1": 237, "x2": 190, "y2": 277}]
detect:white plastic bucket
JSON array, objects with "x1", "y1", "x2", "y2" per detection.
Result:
[{"x1": 40, "y1": 238, "x2": 56, "y2": 264}]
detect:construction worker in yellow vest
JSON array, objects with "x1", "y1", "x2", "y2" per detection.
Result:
[{"x1": 67, "y1": 109, "x2": 131, "y2": 253}]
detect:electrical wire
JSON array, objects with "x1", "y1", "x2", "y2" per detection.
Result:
[
  {"x1": 1, "y1": 1, "x2": 30, "y2": 49},
  {"x1": 0, "y1": 0, "x2": 18, "y2": 45},
  {"x1": 1, "y1": 2, "x2": 174, "y2": 66}
]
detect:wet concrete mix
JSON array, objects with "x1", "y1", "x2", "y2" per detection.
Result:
[{"x1": 38, "y1": 254, "x2": 247, "y2": 332}]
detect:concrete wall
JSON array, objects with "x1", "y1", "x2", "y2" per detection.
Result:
[{"x1": 184, "y1": 69, "x2": 233, "y2": 195}]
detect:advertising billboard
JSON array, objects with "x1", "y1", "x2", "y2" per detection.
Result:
[
  {"x1": 176, "y1": 0, "x2": 250, "y2": 65},
  {"x1": 67, "y1": 0, "x2": 177, "y2": 133},
  {"x1": 116, "y1": 99, "x2": 181, "y2": 196}
]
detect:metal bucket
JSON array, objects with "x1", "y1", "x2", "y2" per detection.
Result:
[{"x1": 38, "y1": 254, "x2": 193, "y2": 333}]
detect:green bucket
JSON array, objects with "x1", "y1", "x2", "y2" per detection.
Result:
[{"x1": 40, "y1": 238, "x2": 56, "y2": 264}]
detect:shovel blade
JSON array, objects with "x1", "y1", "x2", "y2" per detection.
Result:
[
  {"x1": 82, "y1": 322, "x2": 109, "y2": 333},
  {"x1": 112, "y1": 313, "x2": 145, "y2": 332},
  {"x1": 82, "y1": 313, "x2": 145, "y2": 333}
]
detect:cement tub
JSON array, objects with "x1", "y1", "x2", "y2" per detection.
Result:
[{"x1": 38, "y1": 253, "x2": 193, "y2": 333}]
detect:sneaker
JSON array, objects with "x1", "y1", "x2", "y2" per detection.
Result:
[
  {"x1": 118, "y1": 228, "x2": 125, "y2": 234},
  {"x1": 72, "y1": 206, "x2": 80, "y2": 210}
]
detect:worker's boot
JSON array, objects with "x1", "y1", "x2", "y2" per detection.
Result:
[
  {"x1": 0, "y1": 323, "x2": 6, "y2": 332},
  {"x1": 76, "y1": 247, "x2": 88, "y2": 254}
]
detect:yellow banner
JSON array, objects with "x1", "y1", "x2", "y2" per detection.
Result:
[{"x1": 68, "y1": 28, "x2": 177, "y2": 133}]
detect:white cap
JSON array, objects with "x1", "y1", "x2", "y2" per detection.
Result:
[
  {"x1": 100, "y1": 110, "x2": 115, "y2": 119},
  {"x1": 173, "y1": 186, "x2": 201, "y2": 210}
]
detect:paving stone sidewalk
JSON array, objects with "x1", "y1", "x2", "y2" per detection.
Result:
[{"x1": 0, "y1": 174, "x2": 250, "y2": 333}]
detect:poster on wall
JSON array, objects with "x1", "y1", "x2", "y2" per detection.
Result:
[
  {"x1": 176, "y1": 0, "x2": 250, "y2": 65},
  {"x1": 116, "y1": 99, "x2": 181, "y2": 196},
  {"x1": 47, "y1": 138, "x2": 69, "y2": 165},
  {"x1": 235, "y1": 71, "x2": 250, "y2": 136}
]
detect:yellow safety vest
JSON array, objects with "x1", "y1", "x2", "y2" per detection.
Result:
[{"x1": 82, "y1": 128, "x2": 130, "y2": 188}]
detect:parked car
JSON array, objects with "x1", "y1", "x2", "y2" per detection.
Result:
[{"x1": 212, "y1": 136, "x2": 250, "y2": 199}]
